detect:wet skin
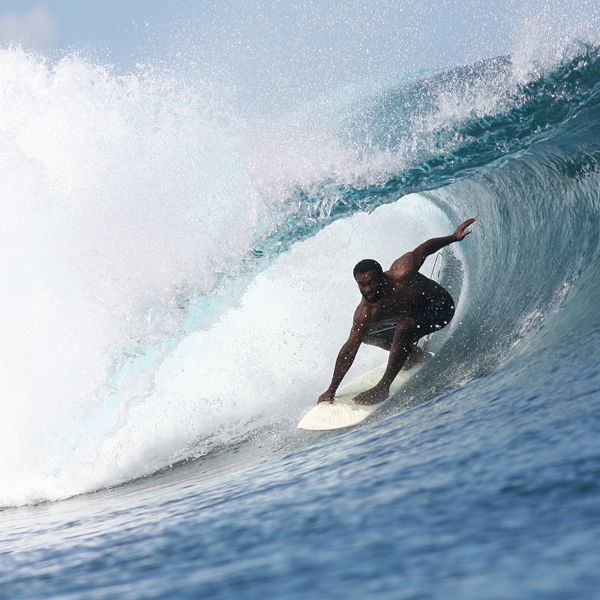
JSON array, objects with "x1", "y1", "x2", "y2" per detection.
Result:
[{"x1": 317, "y1": 218, "x2": 475, "y2": 406}]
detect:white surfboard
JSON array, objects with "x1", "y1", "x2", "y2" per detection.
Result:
[{"x1": 297, "y1": 353, "x2": 433, "y2": 431}]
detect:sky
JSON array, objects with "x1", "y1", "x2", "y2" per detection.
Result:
[
  {"x1": 0, "y1": 2, "x2": 514, "y2": 92},
  {"x1": 0, "y1": 0, "x2": 596, "y2": 114}
]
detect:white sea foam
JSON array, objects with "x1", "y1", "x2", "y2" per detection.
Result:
[{"x1": 0, "y1": 47, "x2": 259, "y2": 505}]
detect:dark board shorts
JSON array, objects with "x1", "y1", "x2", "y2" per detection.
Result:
[{"x1": 366, "y1": 297, "x2": 455, "y2": 345}]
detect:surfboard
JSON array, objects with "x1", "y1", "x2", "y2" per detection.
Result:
[{"x1": 297, "y1": 353, "x2": 433, "y2": 431}]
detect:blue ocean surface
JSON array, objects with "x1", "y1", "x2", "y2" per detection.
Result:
[{"x1": 2, "y1": 38, "x2": 600, "y2": 599}]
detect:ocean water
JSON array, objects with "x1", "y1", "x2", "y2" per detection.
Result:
[{"x1": 2, "y1": 19, "x2": 600, "y2": 600}]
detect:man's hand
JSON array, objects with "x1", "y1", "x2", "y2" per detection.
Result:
[
  {"x1": 317, "y1": 390, "x2": 336, "y2": 404},
  {"x1": 453, "y1": 218, "x2": 476, "y2": 242}
]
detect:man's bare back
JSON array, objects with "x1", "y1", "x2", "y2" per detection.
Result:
[{"x1": 318, "y1": 218, "x2": 475, "y2": 406}]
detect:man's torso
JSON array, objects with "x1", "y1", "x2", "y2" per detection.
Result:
[{"x1": 357, "y1": 271, "x2": 452, "y2": 326}]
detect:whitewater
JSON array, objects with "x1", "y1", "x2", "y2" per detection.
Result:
[{"x1": 2, "y1": 8, "x2": 600, "y2": 599}]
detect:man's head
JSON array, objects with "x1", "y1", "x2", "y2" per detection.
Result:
[{"x1": 353, "y1": 259, "x2": 387, "y2": 303}]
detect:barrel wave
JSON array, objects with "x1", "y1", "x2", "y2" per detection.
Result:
[
  {"x1": 1, "y1": 42, "x2": 600, "y2": 514},
  {"x1": 3, "y1": 18, "x2": 600, "y2": 596}
]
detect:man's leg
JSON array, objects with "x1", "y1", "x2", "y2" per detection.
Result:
[
  {"x1": 363, "y1": 335, "x2": 392, "y2": 351},
  {"x1": 354, "y1": 317, "x2": 419, "y2": 405}
]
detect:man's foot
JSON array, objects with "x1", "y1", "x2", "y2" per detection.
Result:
[
  {"x1": 403, "y1": 346, "x2": 432, "y2": 370},
  {"x1": 353, "y1": 385, "x2": 390, "y2": 406}
]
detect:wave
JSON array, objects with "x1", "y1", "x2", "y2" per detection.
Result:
[{"x1": 1, "y1": 42, "x2": 600, "y2": 506}]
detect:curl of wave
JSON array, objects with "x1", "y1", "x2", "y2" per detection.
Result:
[{"x1": 2, "y1": 42, "x2": 600, "y2": 506}]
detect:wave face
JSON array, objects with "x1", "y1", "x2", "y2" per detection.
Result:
[{"x1": 1, "y1": 42, "x2": 600, "y2": 506}]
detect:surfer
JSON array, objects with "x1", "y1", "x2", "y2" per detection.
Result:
[{"x1": 317, "y1": 218, "x2": 475, "y2": 406}]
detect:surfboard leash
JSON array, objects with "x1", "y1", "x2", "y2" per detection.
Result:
[{"x1": 421, "y1": 250, "x2": 443, "y2": 352}]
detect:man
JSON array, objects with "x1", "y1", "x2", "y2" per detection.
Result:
[{"x1": 317, "y1": 218, "x2": 476, "y2": 406}]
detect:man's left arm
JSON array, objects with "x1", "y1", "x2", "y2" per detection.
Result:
[{"x1": 392, "y1": 218, "x2": 476, "y2": 275}]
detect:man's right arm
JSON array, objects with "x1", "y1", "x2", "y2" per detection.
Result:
[{"x1": 317, "y1": 315, "x2": 367, "y2": 404}]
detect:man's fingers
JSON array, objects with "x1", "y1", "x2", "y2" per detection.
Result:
[{"x1": 457, "y1": 218, "x2": 476, "y2": 238}]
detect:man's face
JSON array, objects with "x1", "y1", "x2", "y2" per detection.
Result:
[{"x1": 355, "y1": 270, "x2": 386, "y2": 304}]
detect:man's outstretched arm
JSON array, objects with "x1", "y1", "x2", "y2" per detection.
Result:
[
  {"x1": 391, "y1": 218, "x2": 476, "y2": 275},
  {"x1": 317, "y1": 322, "x2": 366, "y2": 404}
]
